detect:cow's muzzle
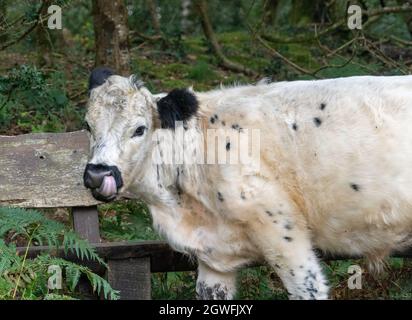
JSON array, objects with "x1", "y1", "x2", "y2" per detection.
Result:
[{"x1": 83, "y1": 163, "x2": 123, "y2": 202}]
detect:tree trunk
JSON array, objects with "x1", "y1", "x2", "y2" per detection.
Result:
[
  {"x1": 36, "y1": 0, "x2": 53, "y2": 66},
  {"x1": 92, "y1": 0, "x2": 130, "y2": 75}
]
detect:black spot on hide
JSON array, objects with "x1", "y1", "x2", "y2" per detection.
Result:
[
  {"x1": 265, "y1": 210, "x2": 274, "y2": 217},
  {"x1": 313, "y1": 117, "x2": 322, "y2": 127},
  {"x1": 197, "y1": 282, "x2": 228, "y2": 300},
  {"x1": 350, "y1": 183, "x2": 360, "y2": 191},
  {"x1": 217, "y1": 192, "x2": 224, "y2": 202}
]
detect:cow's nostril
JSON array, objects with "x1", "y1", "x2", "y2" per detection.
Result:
[
  {"x1": 85, "y1": 170, "x2": 111, "y2": 188},
  {"x1": 83, "y1": 163, "x2": 112, "y2": 189}
]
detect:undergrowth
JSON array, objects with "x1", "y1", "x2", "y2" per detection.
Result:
[{"x1": 0, "y1": 207, "x2": 119, "y2": 300}]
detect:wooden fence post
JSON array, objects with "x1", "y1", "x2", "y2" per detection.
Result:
[
  {"x1": 108, "y1": 257, "x2": 151, "y2": 300},
  {"x1": 71, "y1": 205, "x2": 100, "y2": 299},
  {"x1": 72, "y1": 206, "x2": 100, "y2": 243}
]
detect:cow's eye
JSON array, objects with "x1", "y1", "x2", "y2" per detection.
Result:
[
  {"x1": 84, "y1": 122, "x2": 91, "y2": 132},
  {"x1": 133, "y1": 126, "x2": 146, "y2": 137}
]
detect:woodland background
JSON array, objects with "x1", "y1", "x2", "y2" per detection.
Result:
[{"x1": 1, "y1": 0, "x2": 412, "y2": 299}]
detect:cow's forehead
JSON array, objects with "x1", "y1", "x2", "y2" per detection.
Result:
[{"x1": 86, "y1": 75, "x2": 150, "y2": 122}]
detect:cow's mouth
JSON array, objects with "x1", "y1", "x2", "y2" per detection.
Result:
[
  {"x1": 83, "y1": 163, "x2": 123, "y2": 202},
  {"x1": 91, "y1": 175, "x2": 118, "y2": 202}
]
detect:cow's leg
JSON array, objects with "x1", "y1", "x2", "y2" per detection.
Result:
[
  {"x1": 196, "y1": 260, "x2": 237, "y2": 300},
  {"x1": 248, "y1": 213, "x2": 329, "y2": 300},
  {"x1": 270, "y1": 245, "x2": 329, "y2": 300}
]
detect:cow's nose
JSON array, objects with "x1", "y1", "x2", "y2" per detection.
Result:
[{"x1": 83, "y1": 163, "x2": 113, "y2": 189}]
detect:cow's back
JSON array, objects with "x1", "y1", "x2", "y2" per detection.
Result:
[
  {"x1": 198, "y1": 76, "x2": 412, "y2": 256},
  {"x1": 266, "y1": 76, "x2": 412, "y2": 255}
]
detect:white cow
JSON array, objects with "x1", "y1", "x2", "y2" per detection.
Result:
[{"x1": 83, "y1": 67, "x2": 412, "y2": 299}]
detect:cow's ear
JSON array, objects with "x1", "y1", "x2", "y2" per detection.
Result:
[
  {"x1": 156, "y1": 89, "x2": 198, "y2": 129},
  {"x1": 88, "y1": 67, "x2": 115, "y2": 92}
]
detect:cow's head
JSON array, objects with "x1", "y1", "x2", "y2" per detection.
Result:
[{"x1": 83, "y1": 67, "x2": 198, "y2": 202}]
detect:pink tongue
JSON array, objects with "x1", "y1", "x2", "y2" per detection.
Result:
[{"x1": 98, "y1": 175, "x2": 117, "y2": 197}]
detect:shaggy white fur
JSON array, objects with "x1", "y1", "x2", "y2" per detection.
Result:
[{"x1": 85, "y1": 75, "x2": 412, "y2": 300}]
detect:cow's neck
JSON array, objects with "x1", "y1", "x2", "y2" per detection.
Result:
[{"x1": 129, "y1": 119, "x2": 208, "y2": 210}]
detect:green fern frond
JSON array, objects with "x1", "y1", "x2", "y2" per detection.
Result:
[
  {"x1": 0, "y1": 207, "x2": 117, "y2": 300},
  {"x1": 0, "y1": 207, "x2": 64, "y2": 246},
  {"x1": 0, "y1": 240, "x2": 21, "y2": 275},
  {"x1": 35, "y1": 256, "x2": 119, "y2": 300},
  {"x1": 62, "y1": 231, "x2": 106, "y2": 266},
  {"x1": 65, "y1": 264, "x2": 81, "y2": 292}
]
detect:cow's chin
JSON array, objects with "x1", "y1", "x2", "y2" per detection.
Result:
[{"x1": 91, "y1": 189, "x2": 117, "y2": 202}]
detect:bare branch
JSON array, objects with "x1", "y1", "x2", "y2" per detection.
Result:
[
  {"x1": 255, "y1": 34, "x2": 319, "y2": 78},
  {"x1": 262, "y1": 4, "x2": 412, "y2": 44},
  {"x1": 0, "y1": 0, "x2": 76, "y2": 51},
  {"x1": 130, "y1": 30, "x2": 162, "y2": 42},
  {"x1": 194, "y1": 0, "x2": 258, "y2": 77},
  {"x1": 0, "y1": 2, "x2": 46, "y2": 51},
  {"x1": 361, "y1": 36, "x2": 410, "y2": 74}
]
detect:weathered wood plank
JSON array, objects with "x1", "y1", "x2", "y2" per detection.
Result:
[
  {"x1": 108, "y1": 257, "x2": 151, "y2": 300},
  {"x1": 0, "y1": 131, "x2": 102, "y2": 207},
  {"x1": 20, "y1": 241, "x2": 197, "y2": 273},
  {"x1": 72, "y1": 206, "x2": 101, "y2": 243}
]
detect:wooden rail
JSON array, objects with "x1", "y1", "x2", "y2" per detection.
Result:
[
  {"x1": 2, "y1": 131, "x2": 412, "y2": 299},
  {"x1": 19, "y1": 240, "x2": 197, "y2": 273}
]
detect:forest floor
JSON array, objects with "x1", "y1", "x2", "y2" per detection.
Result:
[{"x1": 1, "y1": 31, "x2": 412, "y2": 299}]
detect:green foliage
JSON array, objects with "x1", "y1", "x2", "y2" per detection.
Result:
[
  {"x1": 188, "y1": 61, "x2": 216, "y2": 81},
  {"x1": 152, "y1": 272, "x2": 197, "y2": 300},
  {"x1": 236, "y1": 267, "x2": 288, "y2": 300},
  {"x1": 0, "y1": 207, "x2": 119, "y2": 300},
  {"x1": 0, "y1": 65, "x2": 81, "y2": 133},
  {"x1": 100, "y1": 200, "x2": 159, "y2": 241}
]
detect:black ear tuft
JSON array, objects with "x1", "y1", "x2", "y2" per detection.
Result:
[
  {"x1": 157, "y1": 89, "x2": 198, "y2": 129},
  {"x1": 88, "y1": 67, "x2": 115, "y2": 92}
]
